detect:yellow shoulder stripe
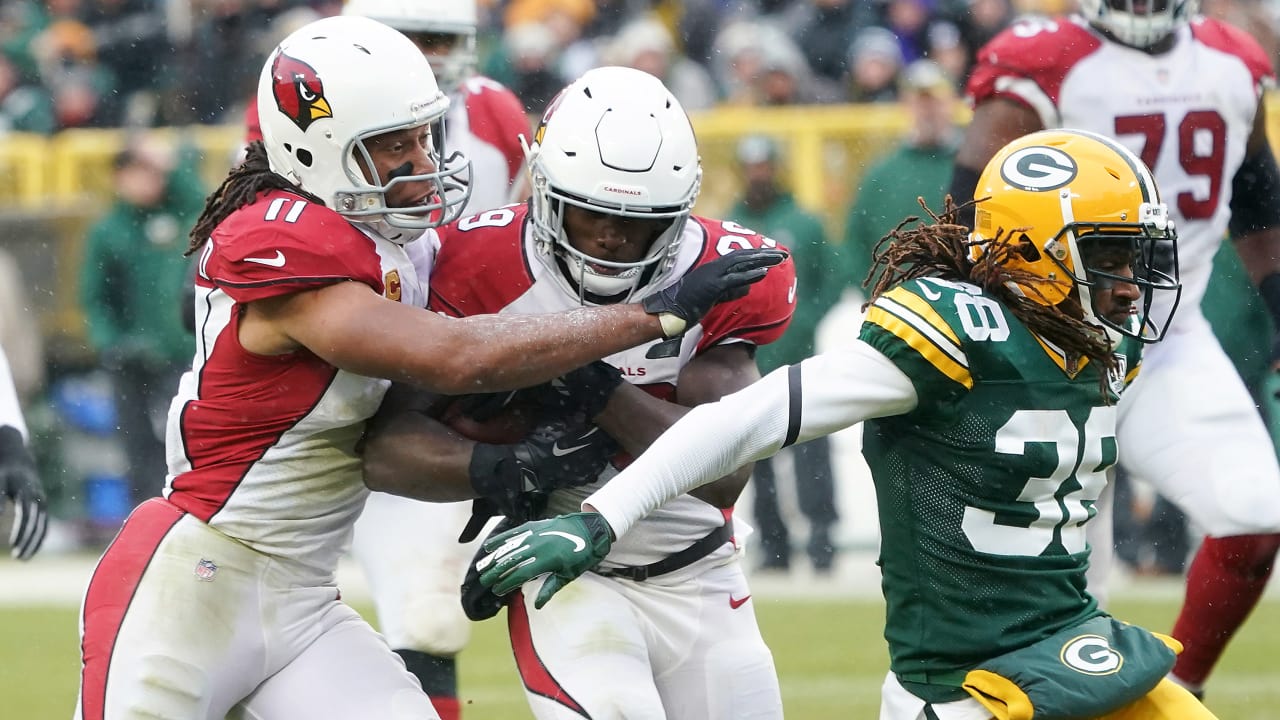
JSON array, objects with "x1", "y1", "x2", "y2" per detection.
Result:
[
  {"x1": 883, "y1": 286, "x2": 962, "y2": 345},
  {"x1": 866, "y1": 306, "x2": 973, "y2": 389}
]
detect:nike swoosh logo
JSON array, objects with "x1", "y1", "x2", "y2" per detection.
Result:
[
  {"x1": 729, "y1": 594, "x2": 751, "y2": 609},
  {"x1": 915, "y1": 280, "x2": 941, "y2": 301},
  {"x1": 551, "y1": 443, "x2": 590, "y2": 457},
  {"x1": 540, "y1": 530, "x2": 586, "y2": 552},
  {"x1": 787, "y1": 281, "x2": 797, "y2": 304},
  {"x1": 243, "y1": 250, "x2": 286, "y2": 267}
]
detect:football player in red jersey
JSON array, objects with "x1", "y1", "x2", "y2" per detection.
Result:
[
  {"x1": 947, "y1": 0, "x2": 1280, "y2": 699},
  {"x1": 73, "y1": 18, "x2": 784, "y2": 720},
  {"x1": 361, "y1": 66, "x2": 795, "y2": 719},
  {"x1": 338, "y1": 2, "x2": 534, "y2": 715}
]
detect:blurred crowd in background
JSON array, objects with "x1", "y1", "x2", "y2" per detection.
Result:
[
  {"x1": 4, "y1": 0, "x2": 1280, "y2": 576},
  {"x1": 1, "y1": 0, "x2": 1277, "y2": 135}
]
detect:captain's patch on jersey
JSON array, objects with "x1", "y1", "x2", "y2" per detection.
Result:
[{"x1": 1001, "y1": 145, "x2": 1077, "y2": 191}]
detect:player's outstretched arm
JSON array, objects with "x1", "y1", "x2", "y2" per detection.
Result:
[
  {"x1": 476, "y1": 341, "x2": 920, "y2": 607},
  {"x1": 254, "y1": 247, "x2": 786, "y2": 395}
]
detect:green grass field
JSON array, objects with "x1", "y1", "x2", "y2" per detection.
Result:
[{"x1": 4, "y1": 595, "x2": 1277, "y2": 719}]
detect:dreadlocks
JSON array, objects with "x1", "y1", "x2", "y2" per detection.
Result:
[
  {"x1": 864, "y1": 196, "x2": 1118, "y2": 388},
  {"x1": 186, "y1": 141, "x2": 326, "y2": 256}
]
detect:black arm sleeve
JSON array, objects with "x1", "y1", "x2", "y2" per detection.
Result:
[
  {"x1": 1229, "y1": 146, "x2": 1280, "y2": 238},
  {"x1": 948, "y1": 163, "x2": 983, "y2": 229}
]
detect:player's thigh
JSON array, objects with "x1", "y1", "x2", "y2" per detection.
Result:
[
  {"x1": 650, "y1": 560, "x2": 782, "y2": 720},
  {"x1": 351, "y1": 493, "x2": 478, "y2": 653},
  {"x1": 235, "y1": 603, "x2": 438, "y2": 720},
  {"x1": 1118, "y1": 333, "x2": 1280, "y2": 535},
  {"x1": 510, "y1": 574, "x2": 665, "y2": 720},
  {"x1": 79, "y1": 501, "x2": 270, "y2": 720},
  {"x1": 879, "y1": 673, "x2": 991, "y2": 720}
]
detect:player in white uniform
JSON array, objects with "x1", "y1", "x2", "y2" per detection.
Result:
[
  {"x1": 73, "y1": 17, "x2": 786, "y2": 720},
  {"x1": 361, "y1": 67, "x2": 794, "y2": 720},
  {"x1": 947, "y1": 1, "x2": 1280, "y2": 697},
  {"x1": 339, "y1": 2, "x2": 535, "y2": 716},
  {"x1": 0, "y1": 345, "x2": 46, "y2": 560}
]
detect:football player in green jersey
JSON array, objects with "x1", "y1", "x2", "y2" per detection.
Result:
[{"x1": 474, "y1": 129, "x2": 1217, "y2": 719}]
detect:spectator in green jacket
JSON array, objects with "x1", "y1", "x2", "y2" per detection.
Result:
[
  {"x1": 78, "y1": 139, "x2": 205, "y2": 504},
  {"x1": 730, "y1": 133, "x2": 846, "y2": 573},
  {"x1": 844, "y1": 58, "x2": 960, "y2": 288}
]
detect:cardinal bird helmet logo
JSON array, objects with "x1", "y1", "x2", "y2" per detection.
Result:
[{"x1": 271, "y1": 52, "x2": 333, "y2": 131}]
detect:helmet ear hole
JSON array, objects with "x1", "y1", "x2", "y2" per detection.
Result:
[
  {"x1": 296, "y1": 148, "x2": 313, "y2": 167},
  {"x1": 1016, "y1": 233, "x2": 1041, "y2": 262}
]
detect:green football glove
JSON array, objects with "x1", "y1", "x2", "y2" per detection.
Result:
[{"x1": 475, "y1": 512, "x2": 614, "y2": 608}]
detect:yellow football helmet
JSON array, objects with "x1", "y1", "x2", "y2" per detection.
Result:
[{"x1": 970, "y1": 128, "x2": 1182, "y2": 342}]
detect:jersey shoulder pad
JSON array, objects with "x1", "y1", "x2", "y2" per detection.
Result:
[
  {"x1": 861, "y1": 279, "x2": 979, "y2": 392},
  {"x1": 206, "y1": 191, "x2": 383, "y2": 303},
  {"x1": 429, "y1": 204, "x2": 533, "y2": 316},
  {"x1": 967, "y1": 17, "x2": 1101, "y2": 106},
  {"x1": 1191, "y1": 17, "x2": 1275, "y2": 85},
  {"x1": 693, "y1": 216, "x2": 797, "y2": 351},
  {"x1": 461, "y1": 76, "x2": 531, "y2": 179}
]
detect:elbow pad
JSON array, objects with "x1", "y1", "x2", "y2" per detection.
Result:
[{"x1": 1229, "y1": 147, "x2": 1280, "y2": 237}]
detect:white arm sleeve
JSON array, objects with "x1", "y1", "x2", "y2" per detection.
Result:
[
  {"x1": 586, "y1": 339, "x2": 918, "y2": 538},
  {"x1": 0, "y1": 347, "x2": 28, "y2": 439}
]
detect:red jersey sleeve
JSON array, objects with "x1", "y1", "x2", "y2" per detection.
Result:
[
  {"x1": 205, "y1": 190, "x2": 384, "y2": 303},
  {"x1": 427, "y1": 205, "x2": 534, "y2": 316},
  {"x1": 461, "y1": 77, "x2": 532, "y2": 182},
  {"x1": 966, "y1": 17, "x2": 1101, "y2": 110},
  {"x1": 691, "y1": 217, "x2": 797, "y2": 353},
  {"x1": 1191, "y1": 18, "x2": 1275, "y2": 88}
]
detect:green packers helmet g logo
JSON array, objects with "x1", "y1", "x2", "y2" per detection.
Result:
[
  {"x1": 1000, "y1": 145, "x2": 1078, "y2": 192},
  {"x1": 1060, "y1": 634, "x2": 1124, "y2": 675}
]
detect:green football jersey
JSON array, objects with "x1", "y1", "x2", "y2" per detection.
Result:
[{"x1": 859, "y1": 276, "x2": 1143, "y2": 693}]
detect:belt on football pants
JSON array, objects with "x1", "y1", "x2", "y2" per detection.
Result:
[{"x1": 595, "y1": 521, "x2": 734, "y2": 582}]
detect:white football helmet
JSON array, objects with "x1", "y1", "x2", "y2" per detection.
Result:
[
  {"x1": 256, "y1": 15, "x2": 471, "y2": 241},
  {"x1": 526, "y1": 66, "x2": 702, "y2": 302},
  {"x1": 1078, "y1": 0, "x2": 1199, "y2": 49},
  {"x1": 342, "y1": 0, "x2": 477, "y2": 88}
]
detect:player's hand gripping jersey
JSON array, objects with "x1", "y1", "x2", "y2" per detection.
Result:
[
  {"x1": 430, "y1": 203, "x2": 796, "y2": 567},
  {"x1": 861, "y1": 277, "x2": 1142, "y2": 685},
  {"x1": 170, "y1": 189, "x2": 427, "y2": 575},
  {"x1": 967, "y1": 16, "x2": 1272, "y2": 331}
]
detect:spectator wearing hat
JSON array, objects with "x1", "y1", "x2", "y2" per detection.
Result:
[
  {"x1": 845, "y1": 26, "x2": 904, "y2": 102},
  {"x1": 729, "y1": 134, "x2": 845, "y2": 574},
  {"x1": 608, "y1": 17, "x2": 718, "y2": 111},
  {"x1": 844, "y1": 59, "x2": 961, "y2": 286}
]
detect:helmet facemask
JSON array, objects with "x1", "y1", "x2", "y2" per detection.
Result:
[
  {"x1": 1049, "y1": 203, "x2": 1181, "y2": 343},
  {"x1": 1079, "y1": 0, "x2": 1199, "y2": 49},
  {"x1": 339, "y1": 116, "x2": 472, "y2": 235},
  {"x1": 529, "y1": 163, "x2": 697, "y2": 304}
]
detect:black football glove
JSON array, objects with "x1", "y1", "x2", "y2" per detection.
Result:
[
  {"x1": 460, "y1": 516, "x2": 518, "y2": 621},
  {"x1": 468, "y1": 419, "x2": 619, "y2": 522},
  {"x1": 642, "y1": 248, "x2": 787, "y2": 338},
  {"x1": 0, "y1": 425, "x2": 47, "y2": 561},
  {"x1": 535, "y1": 361, "x2": 625, "y2": 422}
]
